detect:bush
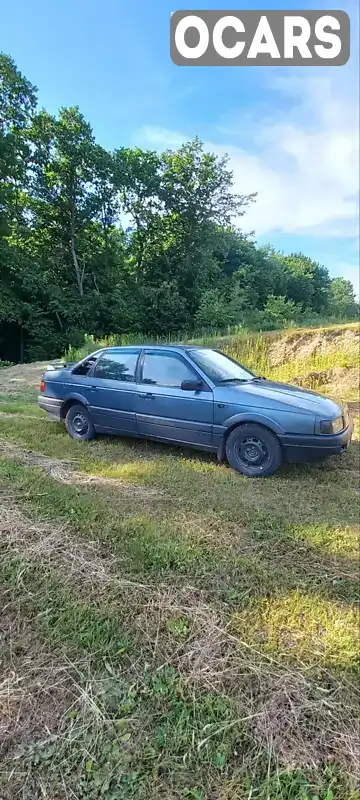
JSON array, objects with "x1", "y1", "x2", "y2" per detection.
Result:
[
  {"x1": 260, "y1": 295, "x2": 303, "y2": 331},
  {"x1": 195, "y1": 290, "x2": 234, "y2": 330}
]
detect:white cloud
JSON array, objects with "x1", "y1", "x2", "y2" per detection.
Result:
[{"x1": 136, "y1": 69, "x2": 359, "y2": 240}]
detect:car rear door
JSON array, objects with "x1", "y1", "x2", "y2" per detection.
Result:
[
  {"x1": 136, "y1": 350, "x2": 214, "y2": 446},
  {"x1": 89, "y1": 349, "x2": 140, "y2": 434}
]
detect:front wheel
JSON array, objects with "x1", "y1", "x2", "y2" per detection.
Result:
[
  {"x1": 225, "y1": 423, "x2": 282, "y2": 477},
  {"x1": 65, "y1": 403, "x2": 95, "y2": 441}
]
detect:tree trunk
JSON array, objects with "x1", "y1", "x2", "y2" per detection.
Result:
[
  {"x1": 20, "y1": 325, "x2": 24, "y2": 363},
  {"x1": 70, "y1": 231, "x2": 84, "y2": 296},
  {"x1": 69, "y1": 203, "x2": 84, "y2": 296}
]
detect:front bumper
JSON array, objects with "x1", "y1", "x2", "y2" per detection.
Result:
[
  {"x1": 280, "y1": 419, "x2": 354, "y2": 464},
  {"x1": 38, "y1": 396, "x2": 62, "y2": 421}
]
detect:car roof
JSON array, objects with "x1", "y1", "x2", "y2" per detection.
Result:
[{"x1": 100, "y1": 344, "x2": 207, "y2": 352}]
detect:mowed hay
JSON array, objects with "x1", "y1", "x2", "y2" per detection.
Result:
[
  {"x1": 0, "y1": 611, "x2": 76, "y2": 763},
  {"x1": 1, "y1": 495, "x2": 359, "y2": 789},
  {"x1": 0, "y1": 495, "x2": 115, "y2": 591},
  {"x1": 0, "y1": 361, "x2": 50, "y2": 394},
  {"x1": 0, "y1": 440, "x2": 160, "y2": 497}
]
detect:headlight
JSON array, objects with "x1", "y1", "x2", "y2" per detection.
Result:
[
  {"x1": 342, "y1": 405, "x2": 349, "y2": 427},
  {"x1": 320, "y1": 417, "x2": 344, "y2": 434}
]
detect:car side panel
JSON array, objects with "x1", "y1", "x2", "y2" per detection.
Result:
[
  {"x1": 213, "y1": 387, "x2": 316, "y2": 436},
  {"x1": 42, "y1": 374, "x2": 68, "y2": 402},
  {"x1": 44, "y1": 373, "x2": 98, "y2": 411},
  {"x1": 136, "y1": 385, "x2": 214, "y2": 446},
  {"x1": 89, "y1": 378, "x2": 138, "y2": 434},
  {"x1": 213, "y1": 411, "x2": 285, "y2": 437},
  {"x1": 41, "y1": 373, "x2": 99, "y2": 419}
]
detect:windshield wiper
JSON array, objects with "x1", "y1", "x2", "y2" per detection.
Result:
[
  {"x1": 217, "y1": 376, "x2": 266, "y2": 384},
  {"x1": 217, "y1": 378, "x2": 250, "y2": 384}
]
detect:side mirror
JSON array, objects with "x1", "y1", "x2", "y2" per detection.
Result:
[{"x1": 181, "y1": 379, "x2": 203, "y2": 391}]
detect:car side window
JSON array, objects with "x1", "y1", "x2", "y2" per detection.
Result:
[
  {"x1": 72, "y1": 355, "x2": 99, "y2": 376},
  {"x1": 94, "y1": 351, "x2": 138, "y2": 383},
  {"x1": 141, "y1": 352, "x2": 197, "y2": 387}
]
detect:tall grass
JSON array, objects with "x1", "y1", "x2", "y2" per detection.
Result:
[
  {"x1": 65, "y1": 324, "x2": 359, "y2": 388},
  {"x1": 64, "y1": 326, "x2": 247, "y2": 362}
]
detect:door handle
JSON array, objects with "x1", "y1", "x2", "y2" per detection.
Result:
[
  {"x1": 89, "y1": 385, "x2": 98, "y2": 391},
  {"x1": 138, "y1": 392, "x2": 154, "y2": 398}
]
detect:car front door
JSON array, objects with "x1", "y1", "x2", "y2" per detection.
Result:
[
  {"x1": 89, "y1": 349, "x2": 140, "y2": 434},
  {"x1": 136, "y1": 350, "x2": 214, "y2": 447}
]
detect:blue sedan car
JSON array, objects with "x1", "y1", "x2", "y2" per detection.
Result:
[{"x1": 38, "y1": 345, "x2": 353, "y2": 477}]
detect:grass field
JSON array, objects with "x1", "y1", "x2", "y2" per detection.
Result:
[{"x1": 0, "y1": 324, "x2": 359, "y2": 800}]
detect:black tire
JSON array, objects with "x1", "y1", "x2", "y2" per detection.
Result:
[
  {"x1": 65, "y1": 403, "x2": 94, "y2": 441},
  {"x1": 225, "y1": 423, "x2": 282, "y2": 477}
]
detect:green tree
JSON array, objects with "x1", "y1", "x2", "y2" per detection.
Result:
[
  {"x1": 28, "y1": 107, "x2": 126, "y2": 350},
  {"x1": 328, "y1": 277, "x2": 358, "y2": 319},
  {"x1": 0, "y1": 53, "x2": 38, "y2": 361},
  {"x1": 113, "y1": 146, "x2": 162, "y2": 282},
  {"x1": 0, "y1": 53, "x2": 358, "y2": 362},
  {"x1": 282, "y1": 252, "x2": 330, "y2": 312},
  {"x1": 30, "y1": 107, "x2": 103, "y2": 297},
  {"x1": 157, "y1": 138, "x2": 255, "y2": 311}
]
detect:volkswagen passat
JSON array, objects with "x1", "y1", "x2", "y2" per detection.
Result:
[{"x1": 38, "y1": 345, "x2": 353, "y2": 477}]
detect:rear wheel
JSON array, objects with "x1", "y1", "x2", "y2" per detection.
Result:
[
  {"x1": 225, "y1": 423, "x2": 282, "y2": 477},
  {"x1": 65, "y1": 403, "x2": 94, "y2": 441}
]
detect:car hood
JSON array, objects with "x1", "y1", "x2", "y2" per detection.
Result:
[{"x1": 216, "y1": 379, "x2": 341, "y2": 418}]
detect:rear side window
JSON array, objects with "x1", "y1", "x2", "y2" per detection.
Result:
[
  {"x1": 141, "y1": 352, "x2": 197, "y2": 387},
  {"x1": 73, "y1": 354, "x2": 99, "y2": 376},
  {"x1": 95, "y1": 351, "x2": 138, "y2": 383}
]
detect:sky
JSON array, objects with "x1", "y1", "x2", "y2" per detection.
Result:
[{"x1": 2, "y1": 0, "x2": 359, "y2": 295}]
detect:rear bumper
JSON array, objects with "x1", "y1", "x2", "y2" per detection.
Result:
[
  {"x1": 38, "y1": 396, "x2": 62, "y2": 421},
  {"x1": 280, "y1": 419, "x2": 354, "y2": 463}
]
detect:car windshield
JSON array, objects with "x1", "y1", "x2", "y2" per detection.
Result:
[{"x1": 188, "y1": 349, "x2": 256, "y2": 385}]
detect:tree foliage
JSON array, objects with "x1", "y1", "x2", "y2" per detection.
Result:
[{"x1": 0, "y1": 53, "x2": 358, "y2": 362}]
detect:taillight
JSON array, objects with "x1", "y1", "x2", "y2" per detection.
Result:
[{"x1": 40, "y1": 380, "x2": 45, "y2": 392}]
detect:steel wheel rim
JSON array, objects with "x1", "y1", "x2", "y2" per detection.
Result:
[
  {"x1": 72, "y1": 412, "x2": 88, "y2": 436},
  {"x1": 237, "y1": 435, "x2": 269, "y2": 469}
]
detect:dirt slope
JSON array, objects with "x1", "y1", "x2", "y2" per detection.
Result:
[{"x1": 268, "y1": 325, "x2": 359, "y2": 366}]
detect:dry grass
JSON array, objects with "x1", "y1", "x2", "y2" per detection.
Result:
[
  {"x1": 0, "y1": 610, "x2": 76, "y2": 786},
  {"x1": 0, "y1": 361, "x2": 50, "y2": 393},
  {"x1": 0, "y1": 608, "x2": 151, "y2": 800},
  {"x1": 1, "y1": 496, "x2": 359, "y2": 793},
  {"x1": 0, "y1": 440, "x2": 160, "y2": 498},
  {"x1": 291, "y1": 365, "x2": 359, "y2": 393},
  {"x1": 248, "y1": 667, "x2": 360, "y2": 777}
]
